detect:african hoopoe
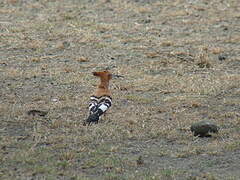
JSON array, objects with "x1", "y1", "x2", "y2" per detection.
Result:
[{"x1": 85, "y1": 70, "x2": 113, "y2": 125}]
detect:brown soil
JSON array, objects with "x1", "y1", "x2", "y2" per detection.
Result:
[{"x1": 0, "y1": 0, "x2": 240, "y2": 179}]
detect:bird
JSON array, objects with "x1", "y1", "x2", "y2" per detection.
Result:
[{"x1": 84, "y1": 70, "x2": 113, "y2": 125}]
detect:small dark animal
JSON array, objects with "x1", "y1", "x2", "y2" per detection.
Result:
[
  {"x1": 27, "y1": 110, "x2": 48, "y2": 117},
  {"x1": 190, "y1": 121, "x2": 218, "y2": 137}
]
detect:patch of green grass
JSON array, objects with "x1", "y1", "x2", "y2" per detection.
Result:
[
  {"x1": 224, "y1": 141, "x2": 240, "y2": 151},
  {"x1": 56, "y1": 160, "x2": 70, "y2": 170},
  {"x1": 125, "y1": 95, "x2": 153, "y2": 104},
  {"x1": 31, "y1": 164, "x2": 54, "y2": 175},
  {"x1": 160, "y1": 168, "x2": 175, "y2": 177}
]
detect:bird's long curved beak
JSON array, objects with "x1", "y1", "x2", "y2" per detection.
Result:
[{"x1": 111, "y1": 74, "x2": 124, "y2": 78}]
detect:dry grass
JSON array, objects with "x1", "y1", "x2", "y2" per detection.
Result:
[{"x1": 0, "y1": 0, "x2": 240, "y2": 179}]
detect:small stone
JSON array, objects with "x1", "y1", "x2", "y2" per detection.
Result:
[
  {"x1": 76, "y1": 57, "x2": 89, "y2": 62},
  {"x1": 190, "y1": 121, "x2": 219, "y2": 137},
  {"x1": 223, "y1": 26, "x2": 228, "y2": 31},
  {"x1": 51, "y1": 98, "x2": 58, "y2": 102},
  {"x1": 142, "y1": 19, "x2": 151, "y2": 24},
  {"x1": 218, "y1": 55, "x2": 226, "y2": 61},
  {"x1": 56, "y1": 41, "x2": 70, "y2": 49}
]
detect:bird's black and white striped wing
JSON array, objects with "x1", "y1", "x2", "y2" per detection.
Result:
[
  {"x1": 88, "y1": 96, "x2": 112, "y2": 116},
  {"x1": 86, "y1": 96, "x2": 112, "y2": 125}
]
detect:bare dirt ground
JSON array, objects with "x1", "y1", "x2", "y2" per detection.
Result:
[{"x1": 0, "y1": 0, "x2": 240, "y2": 179}]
